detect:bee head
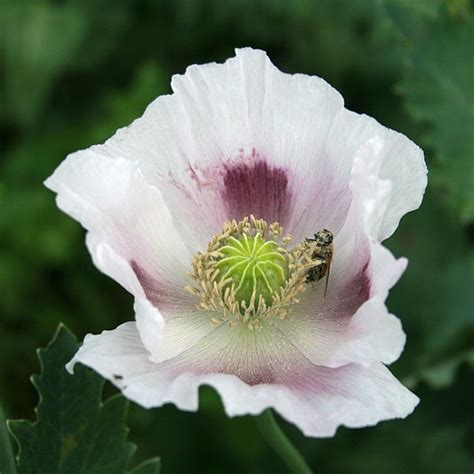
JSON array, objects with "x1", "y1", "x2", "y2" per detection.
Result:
[{"x1": 314, "y1": 229, "x2": 333, "y2": 245}]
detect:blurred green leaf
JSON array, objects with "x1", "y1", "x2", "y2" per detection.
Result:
[
  {"x1": 91, "y1": 62, "x2": 170, "y2": 143},
  {"x1": 0, "y1": 2, "x2": 86, "y2": 127},
  {"x1": 404, "y1": 348, "x2": 474, "y2": 389},
  {"x1": 7, "y1": 325, "x2": 160, "y2": 474},
  {"x1": 387, "y1": 187, "x2": 474, "y2": 388},
  {"x1": 396, "y1": 5, "x2": 474, "y2": 222}
]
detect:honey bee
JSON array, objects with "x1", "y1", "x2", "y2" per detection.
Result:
[{"x1": 305, "y1": 229, "x2": 333, "y2": 295}]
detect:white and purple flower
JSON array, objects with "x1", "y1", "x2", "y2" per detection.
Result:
[{"x1": 46, "y1": 48, "x2": 427, "y2": 437}]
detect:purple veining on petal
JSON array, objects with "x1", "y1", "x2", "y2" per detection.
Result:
[
  {"x1": 160, "y1": 333, "x2": 338, "y2": 388},
  {"x1": 254, "y1": 262, "x2": 369, "y2": 386},
  {"x1": 162, "y1": 347, "x2": 282, "y2": 386},
  {"x1": 284, "y1": 361, "x2": 367, "y2": 396},
  {"x1": 131, "y1": 260, "x2": 195, "y2": 312},
  {"x1": 221, "y1": 152, "x2": 292, "y2": 225},
  {"x1": 150, "y1": 253, "x2": 372, "y2": 387}
]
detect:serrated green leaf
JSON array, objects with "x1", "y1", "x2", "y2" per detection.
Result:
[
  {"x1": 128, "y1": 458, "x2": 161, "y2": 474},
  {"x1": 7, "y1": 325, "x2": 160, "y2": 474},
  {"x1": 0, "y1": 404, "x2": 16, "y2": 474},
  {"x1": 396, "y1": 8, "x2": 474, "y2": 221}
]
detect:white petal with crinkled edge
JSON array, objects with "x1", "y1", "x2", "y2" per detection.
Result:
[
  {"x1": 67, "y1": 322, "x2": 419, "y2": 438},
  {"x1": 369, "y1": 241, "x2": 408, "y2": 301},
  {"x1": 87, "y1": 48, "x2": 425, "y2": 248},
  {"x1": 44, "y1": 151, "x2": 192, "y2": 280},
  {"x1": 322, "y1": 298, "x2": 406, "y2": 367},
  {"x1": 277, "y1": 136, "x2": 409, "y2": 368},
  {"x1": 326, "y1": 110, "x2": 427, "y2": 241},
  {"x1": 320, "y1": 239, "x2": 408, "y2": 368},
  {"x1": 45, "y1": 151, "x2": 217, "y2": 362},
  {"x1": 84, "y1": 234, "x2": 165, "y2": 356},
  {"x1": 275, "y1": 238, "x2": 407, "y2": 368},
  {"x1": 91, "y1": 48, "x2": 348, "y2": 249},
  {"x1": 86, "y1": 235, "x2": 216, "y2": 364},
  {"x1": 335, "y1": 136, "x2": 393, "y2": 245}
]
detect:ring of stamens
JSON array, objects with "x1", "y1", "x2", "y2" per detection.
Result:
[{"x1": 186, "y1": 215, "x2": 321, "y2": 330}]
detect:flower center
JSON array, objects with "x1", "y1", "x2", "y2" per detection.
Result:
[
  {"x1": 186, "y1": 216, "x2": 318, "y2": 330},
  {"x1": 215, "y1": 234, "x2": 287, "y2": 309}
]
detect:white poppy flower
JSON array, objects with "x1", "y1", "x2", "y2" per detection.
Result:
[{"x1": 46, "y1": 48, "x2": 427, "y2": 437}]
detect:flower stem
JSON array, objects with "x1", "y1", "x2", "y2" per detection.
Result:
[{"x1": 255, "y1": 409, "x2": 313, "y2": 474}]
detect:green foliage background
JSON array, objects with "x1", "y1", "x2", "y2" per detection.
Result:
[{"x1": 0, "y1": 0, "x2": 473, "y2": 472}]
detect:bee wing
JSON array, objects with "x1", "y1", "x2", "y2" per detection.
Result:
[{"x1": 323, "y1": 261, "x2": 331, "y2": 298}]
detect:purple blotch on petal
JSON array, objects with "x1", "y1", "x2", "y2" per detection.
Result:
[{"x1": 221, "y1": 156, "x2": 292, "y2": 225}]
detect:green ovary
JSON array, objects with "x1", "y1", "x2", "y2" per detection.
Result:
[{"x1": 215, "y1": 233, "x2": 287, "y2": 308}]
